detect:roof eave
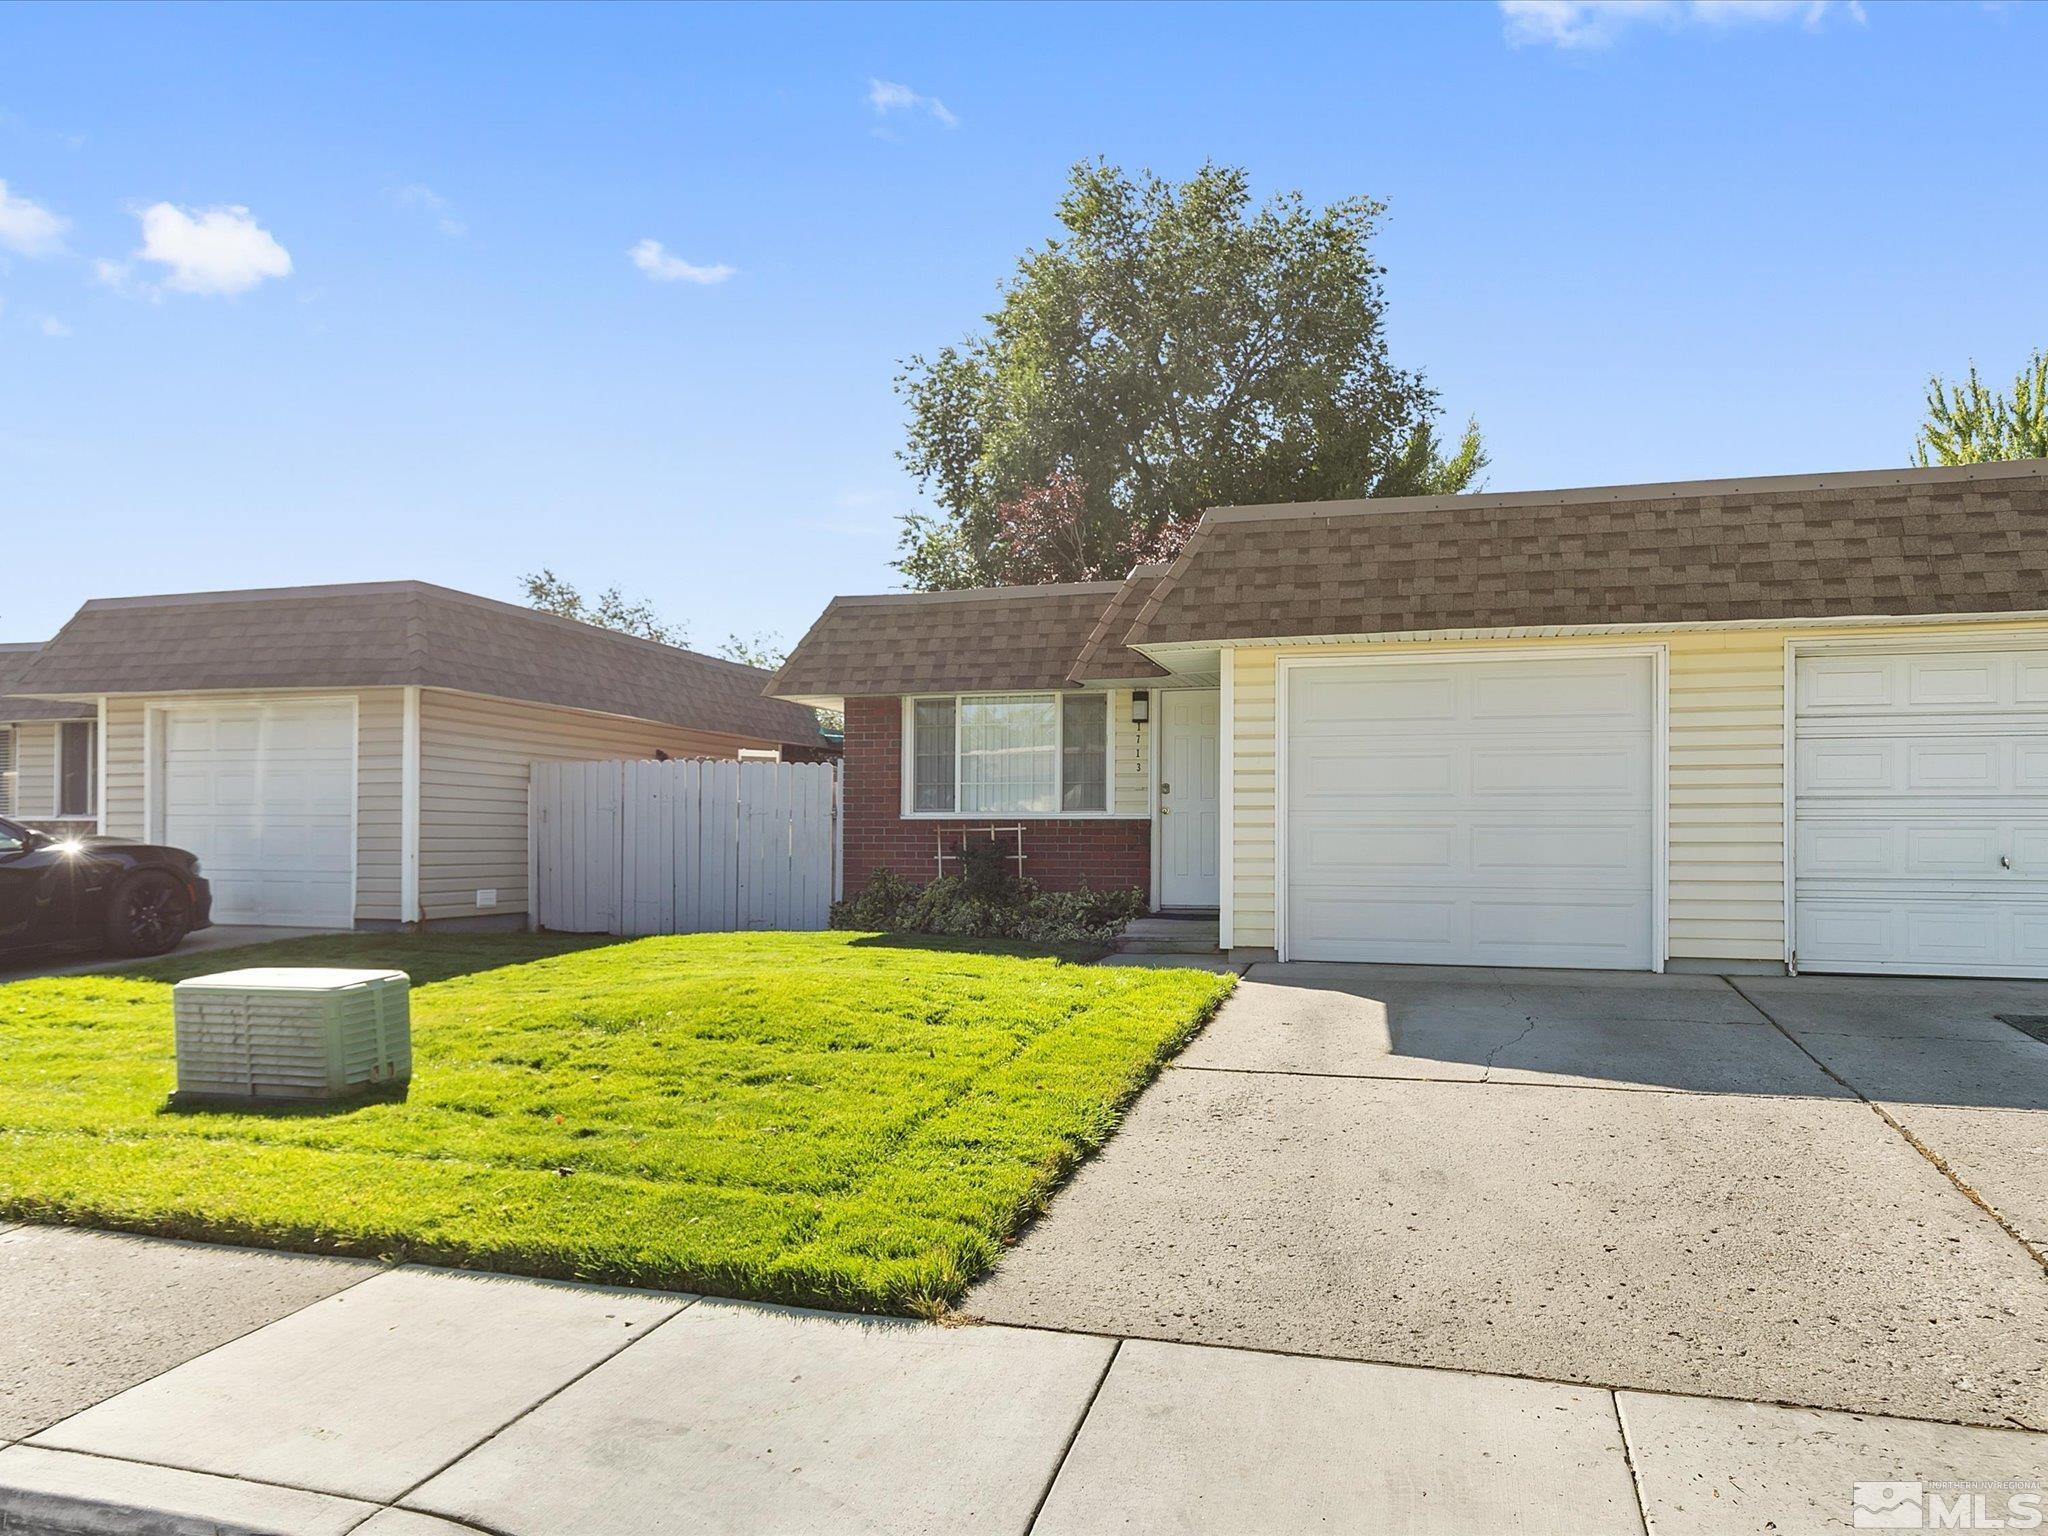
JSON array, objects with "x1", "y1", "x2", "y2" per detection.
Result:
[{"x1": 1133, "y1": 607, "x2": 2048, "y2": 651}]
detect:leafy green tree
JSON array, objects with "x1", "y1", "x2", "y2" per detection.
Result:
[
  {"x1": 894, "y1": 160, "x2": 1485, "y2": 588},
  {"x1": 520, "y1": 569, "x2": 687, "y2": 647},
  {"x1": 520, "y1": 574, "x2": 834, "y2": 734},
  {"x1": 718, "y1": 632, "x2": 787, "y2": 670},
  {"x1": 1915, "y1": 349, "x2": 2048, "y2": 465}
]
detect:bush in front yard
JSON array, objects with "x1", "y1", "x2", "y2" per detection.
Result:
[{"x1": 831, "y1": 867, "x2": 1146, "y2": 952}]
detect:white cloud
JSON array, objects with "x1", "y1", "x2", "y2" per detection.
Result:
[
  {"x1": 629, "y1": 238, "x2": 735, "y2": 285},
  {"x1": 392, "y1": 182, "x2": 466, "y2": 237},
  {"x1": 38, "y1": 315, "x2": 67, "y2": 337},
  {"x1": 1499, "y1": 0, "x2": 1863, "y2": 48},
  {"x1": 92, "y1": 256, "x2": 139, "y2": 295},
  {"x1": 124, "y1": 202, "x2": 293, "y2": 295},
  {"x1": 0, "y1": 179, "x2": 68, "y2": 257},
  {"x1": 866, "y1": 78, "x2": 959, "y2": 129}
]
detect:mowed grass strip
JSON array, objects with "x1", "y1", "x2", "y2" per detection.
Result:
[{"x1": 0, "y1": 931, "x2": 1231, "y2": 1311}]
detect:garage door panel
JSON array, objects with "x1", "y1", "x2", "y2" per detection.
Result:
[
  {"x1": 1801, "y1": 651, "x2": 2048, "y2": 717},
  {"x1": 1471, "y1": 893, "x2": 1654, "y2": 965},
  {"x1": 1799, "y1": 734, "x2": 2048, "y2": 799},
  {"x1": 1797, "y1": 738, "x2": 1892, "y2": 793},
  {"x1": 2018, "y1": 910, "x2": 2048, "y2": 964},
  {"x1": 1469, "y1": 666, "x2": 1642, "y2": 721},
  {"x1": 1298, "y1": 745, "x2": 1456, "y2": 798},
  {"x1": 1796, "y1": 823, "x2": 1894, "y2": 877},
  {"x1": 1795, "y1": 645, "x2": 2048, "y2": 978},
  {"x1": 1906, "y1": 742, "x2": 2000, "y2": 792},
  {"x1": 1905, "y1": 655, "x2": 2000, "y2": 707},
  {"x1": 1795, "y1": 901, "x2": 1892, "y2": 963},
  {"x1": 1908, "y1": 825, "x2": 2004, "y2": 873},
  {"x1": 1802, "y1": 658, "x2": 1893, "y2": 710},
  {"x1": 1287, "y1": 655, "x2": 1657, "y2": 970},
  {"x1": 215, "y1": 716, "x2": 262, "y2": 752},
  {"x1": 1293, "y1": 670, "x2": 1458, "y2": 727},
  {"x1": 159, "y1": 701, "x2": 355, "y2": 929},
  {"x1": 1470, "y1": 742, "x2": 1646, "y2": 797},
  {"x1": 1294, "y1": 894, "x2": 1460, "y2": 955},
  {"x1": 1470, "y1": 822, "x2": 1643, "y2": 876},
  {"x1": 1301, "y1": 824, "x2": 1459, "y2": 870},
  {"x1": 2016, "y1": 745, "x2": 2048, "y2": 788},
  {"x1": 281, "y1": 713, "x2": 355, "y2": 753}
]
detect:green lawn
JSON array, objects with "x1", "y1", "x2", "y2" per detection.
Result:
[{"x1": 0, "y1": 931, "x2": 1230, "y2": 1312}]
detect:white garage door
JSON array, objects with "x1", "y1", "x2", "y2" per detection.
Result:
[
  {"x1": 1794, "y1": 648, "x2": 2048, "y2": 978},
  {"x1": 1285, "y1": 655, "x2": 1658, "y2": 969},
  {"x1": 160, "y1": 700, "x2": 356, "y2": 928}
]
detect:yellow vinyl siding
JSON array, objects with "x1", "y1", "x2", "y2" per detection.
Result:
[
  {"x1": 1110, "y1": 689, "x2": 1150, "y2": 817},
  {"x1": 416, "y1": 689, "x2": 770, "y2": 923},
  {"x1": 1665, "y1": 633, "x2": 1785, "y2": 963},
  {"x1": 1228, "y1": 653, "x2": 1278, "y2": 949},
  {"x1": 102, "y1": 698, "x2": 145, "y2": 835},
  {"x1": 10, "y1": 722, "x2": 61, "y2": 820},
  {"x1": 99, "y1": 688, "x2": 405, "y2": 925},
  {"x1": 1226, "y1": 618, "x2": 2048, "y2": 966}
]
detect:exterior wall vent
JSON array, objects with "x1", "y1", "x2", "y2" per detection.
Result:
[{"x1": 172, "y1": 968, "x2": 412, "y2": 1104}]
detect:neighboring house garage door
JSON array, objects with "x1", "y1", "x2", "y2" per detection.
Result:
[
  {"x1": 1285, "y1": 654, "x2": 1658, "y2": 969},
  {"x1": 1794, "y1": 647, "x2": 2048, "y2": 978},
  {"x1": 159, "y1": 700, "x2": 355, "y2": 928}
]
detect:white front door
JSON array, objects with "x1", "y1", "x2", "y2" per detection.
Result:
[
  {"x1": 1285, "y1": 654, "x2": 1658, "y2": 969},
  {"x1": 159, "y1": 699, "x2": 357, "y2": 928},
  {"x1": 1794, "y1": 646, "x2": 2048, "y2": 977},
  {"x1": 1159, "y1": 690, "x2": 1220, "y2": 909}
]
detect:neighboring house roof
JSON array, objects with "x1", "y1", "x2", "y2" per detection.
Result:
[
  {"x1": 769, "y1": 581, "x2": 1129, "y2": 703},
  {"x1": 0, "y1": 644, "x2": 96, "y2": 722},
  {"x1": 1128, "y1": 460, "x2": 2048, "y2": 647},
  {"x1": 13, "y1": 582, "x2": 828, "y2": 750},
  {"x1": 1067, "y1": 565, "x2": 1174, "y2": 684}
]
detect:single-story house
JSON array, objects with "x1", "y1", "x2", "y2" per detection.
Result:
[
  {"x1": 8, "y1": 580, "x2": 832, "y2": 931},
  {"x1": 0, "y1": 644, "x2": 101, "y2": 833},
  {"x1": 771, "y1": 458, "x2": 2048, "y2": 979}
]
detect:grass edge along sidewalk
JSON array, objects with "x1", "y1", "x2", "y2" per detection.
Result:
[{"x1": 0, "y1": 930, "x2": 1232, "y2": 1314}]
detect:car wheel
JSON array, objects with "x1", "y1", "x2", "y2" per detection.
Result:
[{"x1": 105, "y1": 871, "x2": 193, "y2": 957}]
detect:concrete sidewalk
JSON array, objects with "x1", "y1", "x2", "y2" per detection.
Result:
[{"x1": 2, "y1": 1225, "x2": 2043, "y2": 1535}]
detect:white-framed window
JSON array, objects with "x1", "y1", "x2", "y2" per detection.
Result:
[
  {"x1": 57, "y1": 720, "x2": 95, "y2": 818},
  {"x1": 904, "y1": 692, "x2": 1110, "y2": 817},
  {"x1": 0, "y1": 724, "x2": 13, "y2": 817}
]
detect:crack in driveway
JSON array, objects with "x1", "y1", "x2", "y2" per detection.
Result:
[{"x1": 1479, "y1": 1015, "x2": 1540, "y2": 1081}]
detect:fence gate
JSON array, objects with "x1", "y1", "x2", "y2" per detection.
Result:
[{"x1": 530, "y1": 759, "x2": 841, "y2": 935}]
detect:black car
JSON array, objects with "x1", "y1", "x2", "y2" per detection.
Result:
[{"x1": 0, "y1": 817, "x2": 213, "y2": 963}]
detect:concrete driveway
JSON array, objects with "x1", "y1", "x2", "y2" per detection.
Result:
[
  {"x1": 967, "y1": 963, "x2": 2048, "y2": 1430},
  {"x1": 0, "y1": 925, "x2": 328, "y2": 982}
]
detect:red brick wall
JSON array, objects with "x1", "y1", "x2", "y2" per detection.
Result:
[{"x1": 842, "y1": 696, "x2": 1151, "y2": 897}]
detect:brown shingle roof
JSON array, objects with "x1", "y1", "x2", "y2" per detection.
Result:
[
  {"x1": 1068, "y1": 566, "x2": 1173, "y2": 684},
  {"x1": 768, "y1": 582, "x2": 1126, "y2": 702},
  {"x1": 0, "y1": 644, "x2": 95, "y2": 722},
  {"x1": 1129, "y1": 461, "x2": 2048, "y2": 645},
  {"x1": 13, "y1": 582, "x2": 827, "y2": 750}
]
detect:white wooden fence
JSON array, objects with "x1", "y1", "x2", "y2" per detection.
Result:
[{"x1": 529, "y1": 759, "x2": 841, "y2": 936}]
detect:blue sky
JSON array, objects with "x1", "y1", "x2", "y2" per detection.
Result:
[{"x1": 1, "y1": 0, "x2": 2041, "y2": 652}]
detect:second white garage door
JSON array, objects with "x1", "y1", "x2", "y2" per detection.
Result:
[
  {"x1": 1285, "y1": 655, "x2": 1658, "y2": 969},
  {"x1": 159, "y1": 699, "x2": 356, "y2": 928},
  {"x1": 1794, "y1": 647, "x2": 2048, "y2": 978}
]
